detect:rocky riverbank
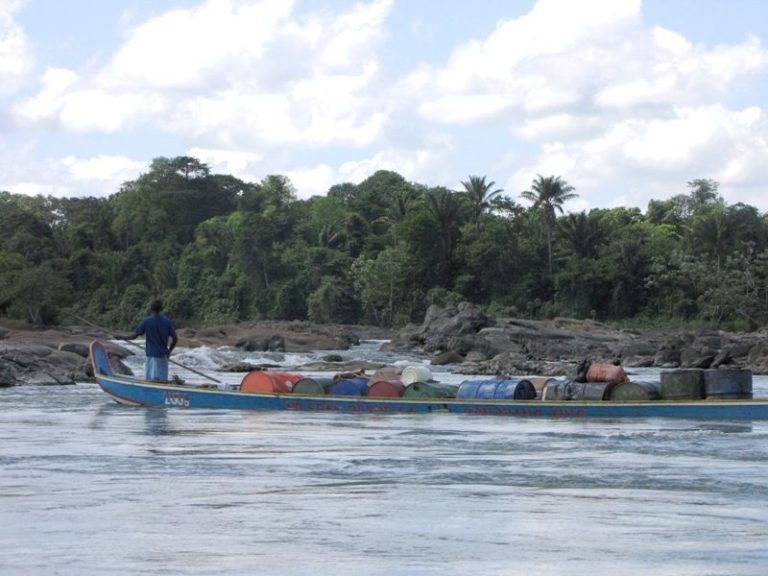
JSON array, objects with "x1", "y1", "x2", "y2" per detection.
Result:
[
  {"x1": 0, "y1": 321, "x2": 394, "y2": 386},
  {"x1": 386, "y1": 303, "x2": 768, "y2": 377},
  {"x1": 2, "y1": 304, "x2": 767, "y2": 385}
]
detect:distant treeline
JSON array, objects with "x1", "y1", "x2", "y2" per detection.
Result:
[{"x1": 1, "y1": 156, "x2": 767, "y2": 331}]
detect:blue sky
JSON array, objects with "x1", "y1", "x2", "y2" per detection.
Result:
[{"x1": 2, "y1": 0, "x2": 768, "y2": 212}]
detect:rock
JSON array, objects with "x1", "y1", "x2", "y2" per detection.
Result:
[
  {"x1": 322, "y1": 354, "x2": 344, "y2": 362},
  {"x1": 219, "y1": 363, "x2": 275, "y2": 373},
  {"x1": 391, "y1": 304, "x2": 768, "y2": 375},
  {"x1": 0, "y1": 365, "x2": 16, "y2": 387},
  {"x1": 464, "y1": 351, "x2": 488, "y2": 363},
  {"x1": 431, "y1": 351, "x2": 464, "y2": 365},
  {"x1": 58, "y1": 342, "x2": 90, "y2": 357},
  {"x1": 295, "y1": 360, "x2": 386, "y2": 372}
]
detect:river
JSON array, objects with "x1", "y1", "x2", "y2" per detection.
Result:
[{"x1": 2, "y1": 341, "x2": 768, "y2": 575}]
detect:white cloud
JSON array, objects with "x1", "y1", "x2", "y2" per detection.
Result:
[
  {"x1": 513, "y1": 104, "x2": 768, "y2": 211},
  {"x1": 0, "y1": 0, "x2": 33, "y2": 93},
  {"x1": 61, "y1": 154, "x2": 145, "y2": 183},
  {"x1": 14, "y1": 0, "x2": 393, "y2": 150},
  {"x1": 284, "y1": 164, "x2": 337, "y2": 198},
  {"x1": 4, "y1": 0, "x2": 768, "y2": 215},
  {"x1": 402, "y1": 0, "x2": 768, "y2": 128},
  {"x1": 0, "y1": 141, "x2": 144, "y2": 198},
  {"x1": 188, "y1": 146, "x2": 263, "y2": 176}
]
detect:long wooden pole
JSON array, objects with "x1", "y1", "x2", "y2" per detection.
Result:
[{"x1": 70, "y1": 312, "x2": 222, "y2": 384}]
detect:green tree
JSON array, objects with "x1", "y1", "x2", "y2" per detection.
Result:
[
  {"x1": 460, "y1": 175, "x2": 503, "y2": 230},
  {"x1": 520, "y1": 175, "x2": 577, "y2": 273}
]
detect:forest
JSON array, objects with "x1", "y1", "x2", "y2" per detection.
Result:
[{"x1": 1, "y1": 155, "x2": 767, "y2": 332}]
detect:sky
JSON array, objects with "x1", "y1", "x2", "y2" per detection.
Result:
[{"x1": 1, "y1": 0, "x2": 768, "y2": 213}]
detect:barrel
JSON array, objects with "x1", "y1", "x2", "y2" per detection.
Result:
[
  {"x1": 457, "y1": 379, "x2": 537, "y2": 400},
  {"x1": 542, "y1": 379, "x2": 573, "y2": 400},
  {"x1": 368, "y1": 367, "x2": 400, "y2": 384},
  {"x1": 660, "y1": 369, "x2": 704, "y2": 400},
  {"x1": 366, "y1": 380, "x2": 405, "y2": 398},
  {"x1": 292, "y1": 377, "x2": 334, "y2": 395},
  {"x1": 526, "y1": 376, "x2": 556, "y2": 397},
  {"x1": 401, "y1": 365, "x2": 433, "y2": 385},
  {"x1": 541, "y1": 379, "x2": 611, "y2": 401},
  {"x1": 567, "y1": 381, "x2": 615, "y2": 400},
  {"x1": 328, "y1": 377, "x2": 368, "y2": 396},
  {"x1": 608, "y1": 380, "x2": 661, "y2": 401},
  {"x1": 240, "y1": 371, "x2": 303, "y2": 393},
  {"x1": 402, "y1": 382, "x2": 459, "y2": 399},
  {"x1": 586, "y1": 363, "x2": 627, "y2": 383},
  {"x1": 703, "y1": 369, "x2": 752, "y2": 399}
]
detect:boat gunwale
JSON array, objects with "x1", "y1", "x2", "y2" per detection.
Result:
[{"x1": 95, "y1": 372, "x2": 768, "y2": 408}]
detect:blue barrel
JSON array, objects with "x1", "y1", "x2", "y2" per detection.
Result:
[
  {"x1": 457, "y1": 379, "x2": 536, "y2": 400},
  {"x1": 329, "y1": 377, "x2": 368, "y2": 396},
  {"x1": 703, "y1": 369, "x2": 752, "y2": 399}
]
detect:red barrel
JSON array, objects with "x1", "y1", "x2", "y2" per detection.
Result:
[
  {"x1": 367, "y1": 380, "x2": 405, "y2": 398},
  {"x1": 240, "y1": 371, "x2": 303, "y2": 393},
  {"x1": 586, "y1": 363, "x2": 627, "y2": 383}
]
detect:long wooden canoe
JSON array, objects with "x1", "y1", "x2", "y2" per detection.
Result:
[{"x1": 90, "y1": 341, "x2": 768, "y2": 420}]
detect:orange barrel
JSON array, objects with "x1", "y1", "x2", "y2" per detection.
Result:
[
  {"x1": 366, "y1": 380, "x2": 405, "y2": 398},
  {"x1": 240, "y1": 371, "x2": 303, "y2": 393},
  {"x1": 703, "y1": 369, "x2": 752, "y2": 399},
  {"x1": 586, "y1": 363, "x2": 627, "y2": 383},
  {"x1": 660, "y1": 369, "x2": 704, "y2": 400},
  {"x1": 608, "y1": 380, "x2": 661, "y2": 401},
  {"x1": 292, "y1": 377, "x2": 334, "y2": 395}
]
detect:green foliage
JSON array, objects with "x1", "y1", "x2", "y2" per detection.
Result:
[
  {"x1": 2, "y1": 163, "x2": 768, "y2": 330},
  {"x1": 308, "y1": 276, "x2": 360, "y2": 324}
]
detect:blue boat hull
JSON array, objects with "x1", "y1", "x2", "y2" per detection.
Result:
[{"x1": 90, "y1": 341, "x2": 768, "y2": 420}]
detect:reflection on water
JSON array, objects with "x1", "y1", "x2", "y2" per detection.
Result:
[
  {"x1": 3, "y1": 364, "x2": 768, "y2": 575},
  {"x1": 143, "y1": 407, "x2": 171, "y2": 436}
]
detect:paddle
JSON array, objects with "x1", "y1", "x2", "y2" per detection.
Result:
[{"x1": 69, "y1": 312, "x2": 222, "y2": 384}]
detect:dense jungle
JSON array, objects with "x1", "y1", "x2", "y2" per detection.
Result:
[{"x1": 1, "y1": 156, "x2": 766, "y2": 331}]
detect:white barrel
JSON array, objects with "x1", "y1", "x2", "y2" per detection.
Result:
[{"x1": 400, "y1": 365, "x2": 433, "y2": 385}]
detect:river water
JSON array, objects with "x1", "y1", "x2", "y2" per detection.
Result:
[{"x1": 2, "y1": 341, "x2": 768, "y2": 576}]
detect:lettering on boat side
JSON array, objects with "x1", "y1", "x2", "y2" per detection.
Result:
[
  {"x1": 164, "y1": 391, "x2": 190, "y2": 408},
  {"x1": 285, "y1": 402, "x2": 420, "y2": 414},
  {"x1": 462, "y1": 406, "x2": 544, "y2": 416},
  {"x1": 549, "y1": 408, "x2": 587, "y2": 418}
]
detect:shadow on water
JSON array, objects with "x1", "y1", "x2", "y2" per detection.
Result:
[
  {"x1": 143, "y1": 407, "x2": 171, "y2": 436},
  {"x1": 88, "y1": 402, "x2": 173, "y2": 436}
]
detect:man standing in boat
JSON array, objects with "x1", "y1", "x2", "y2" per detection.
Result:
[{"x1": 127, "y1": 299, "x2": 178, "y2": 381}]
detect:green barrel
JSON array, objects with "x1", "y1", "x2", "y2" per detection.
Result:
[
  {"x1": 608, "y1": 380, "x2": 661, "y2": 401},
  {"x1": 292, "y1": 377, "x2": 334, "y2": 395},
  {"x1": 568, "y1": 381, "x2": 615, "y2": 401},
  {"x1": 402, "y1": 381, "x2": 459, "y2": 399},
  {"x1": 660, "y1": 369, "x2": 704, "y2": 400},
  {"x1": 703, "y1": 369, "x2": 752, "y2": 399}
]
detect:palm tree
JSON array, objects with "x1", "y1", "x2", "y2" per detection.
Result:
[
  {"x1": 520, "y1": 174, "x2": 577, "y2": 272},
  {"x1": 460, "y1": 175, "x2": 503, "y2": 229},
  {"x1": 425, "y1": 187, "x2": 466, "y2": 284},
  {"x1": 558, "y1": 211, "x2": 603, "y2": 259}
]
